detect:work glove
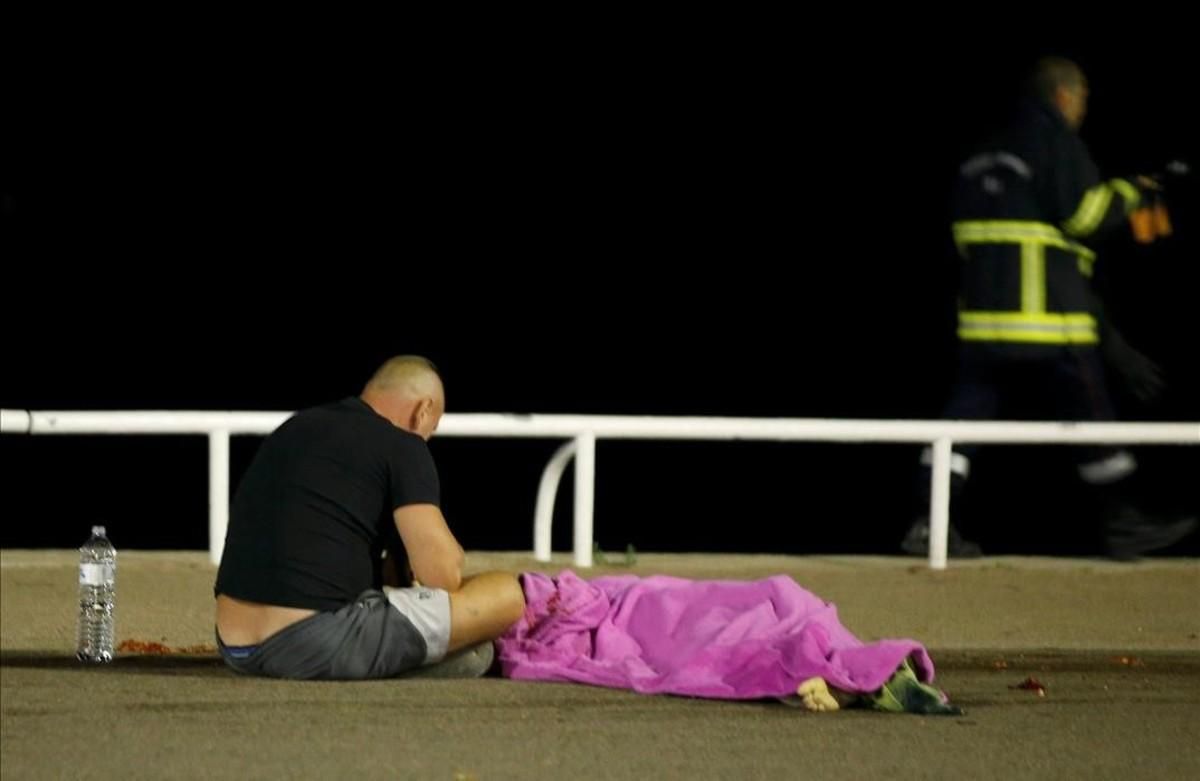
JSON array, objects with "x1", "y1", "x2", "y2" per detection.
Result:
[{"x1": 1101, "y1": 321, "x2": 1166, "y2": 403}]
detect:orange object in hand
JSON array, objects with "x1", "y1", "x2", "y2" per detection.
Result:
[
  {"x1": 1152, "y1": 201, "x2": 1172, "y2": 237},
  {"x1": 1130, "y1": 207, "x2": 1155, "y2": 243}
]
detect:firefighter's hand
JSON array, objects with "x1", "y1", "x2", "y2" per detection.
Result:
[
  {"x1": 1102, "y1": 328, "x2": 1166, "y2": 403},
  {"x1": 1135, "y1": 174, "x2": 1164, "y2": 192},
  {"x1": 1121, "y1": 349, "x2": 1165, "y2": 403}
]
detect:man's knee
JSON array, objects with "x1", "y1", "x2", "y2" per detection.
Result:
[
  {"x1": 446, "y1": 572, "x2": 526, "y2": 651},
  {"x1": 497, "y1": 572, "x2": 526, "y2": 625},
  {"x1": 469, "y1": 570, "x2": 524, "y2": 627}
]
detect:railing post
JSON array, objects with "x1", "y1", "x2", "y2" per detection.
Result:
[
  {"x1": 0, "y1": 409, "x2": 31, "y2": 433},
  {"x1": 572, "y1": 432, "x2": 596, "y2": 567},
  {"x1": 209, "y1": 430, "x2": 230, "y2": 566},
  {"x1": 928, "y1": 436, "x2": 952, "y2": 570},
  {"x1": 533, "y1": 440, "x2": 578, "y2": 562}
]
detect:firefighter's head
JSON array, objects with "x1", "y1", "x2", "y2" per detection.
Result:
[{"x1": 1030, "y1": 57, "x2": 1089, "y2": 131}]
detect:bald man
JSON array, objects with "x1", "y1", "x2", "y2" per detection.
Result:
[{"x1": 214, "y1": 356, "x2": 525, "y2": 679}]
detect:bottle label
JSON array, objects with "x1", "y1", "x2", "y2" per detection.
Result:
[{"x1": 80, "y1": 563, "x2": 114, "y2": 586}]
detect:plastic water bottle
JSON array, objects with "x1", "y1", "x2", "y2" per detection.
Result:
[{"x1": 76, "y1": 525, "x2": 117, "y2": 663}]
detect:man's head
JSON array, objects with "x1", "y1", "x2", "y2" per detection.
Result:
[
  {"x1": 360, "y1": 355, "x2": 445, "y2": 440},
  {"x1": 1030, "y1": 56, "x2": 1089, "y2": 131}
]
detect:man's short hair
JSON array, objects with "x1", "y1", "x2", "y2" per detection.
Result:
[
  {"x1": 365, "y1": 355, "x2": 442, "y2": 393},
  {"x1": 1029, "y1": 56, "x2": 1086, "y2": 103}
]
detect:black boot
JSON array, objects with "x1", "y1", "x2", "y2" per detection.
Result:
[
  {"x1": 1095, "y1": 475, "x2": 1197, "y2": 560},
  {"x1": 907, "y1": 461, "x2": 978, "y2": 557},
  {"x1": 1103, "y1": 503, "x2": 1197, "y2": 561},
  {"x1": 901, "y1": 516, "x2": 982, "y2": 558}
]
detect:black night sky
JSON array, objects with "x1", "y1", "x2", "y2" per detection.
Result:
[{"x1": 3, "y1": 36, "x2": 1197, "y2": 557}]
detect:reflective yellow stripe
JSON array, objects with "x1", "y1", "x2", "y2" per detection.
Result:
[
  {"x1": 960, "y1": 312, "x2": 1096, "y2": 326},
  {"x1": 1063, "y1": 184, "x2": 1114, "y2": 236},
  {"x1": 1077, "y1": 255, "x2": 1095, "y2": 278},
  {"x1": 958, "y1": 327, "x2": 1099, "y2": 345},
  {"x1": 1020, "y1": 241, "x2": 1045, "y2": 313},
  {"x1": 1109, "y1": 178, "x2": 1140, "y2": 214},
  {"x1": 1064, "y1": 187, "x2": 1105, "y2": 233},
  {"x1": 954, "y1": 220, "x2": 1064, "y2": 241},
  {"x1": 958, "y1": 310, "x2": 1098, "y2": 344},
  {"x1": 952, "y1": 220, "x2": 1096, "y2": 261}
]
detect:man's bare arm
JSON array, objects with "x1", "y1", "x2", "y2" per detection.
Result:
[{"x1": 393, "y1": 503, "x2": 464, "y2": 591}]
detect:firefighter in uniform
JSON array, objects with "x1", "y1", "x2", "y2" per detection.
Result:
[{"x1": 901, "y1": 57, "x2": 1196, "y2": 559}]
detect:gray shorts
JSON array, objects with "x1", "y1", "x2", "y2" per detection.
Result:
[{"x1": 217, "y1": 586, "x2": 451, "y2": 680}]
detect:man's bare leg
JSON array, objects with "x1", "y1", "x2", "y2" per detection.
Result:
[
  {"x1": 400, "y1": 572, "x2": 525, "y2": 679},
  {"x1": 447, "y1": 571, "x2": 526, "y2": 653}
]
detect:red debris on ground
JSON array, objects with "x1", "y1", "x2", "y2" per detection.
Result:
[
  {"x1": 176, "y1": 644, "x2": 218, "y2": 654},
  {"x1": 117, "y1": 639, "x2": 171, "y2": 654},
  {"x1": 1010, "y1": 676, "x2": 1047, "y2": 697},
  {"x1": 117, "y1": 639, "x2": 217, "y2": 655}
]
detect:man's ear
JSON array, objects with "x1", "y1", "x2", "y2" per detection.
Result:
[
  {"x1": 414, "y1": 397, "x2": 434, "y2": 426},
  {"x1": 400, "y1": 398, "x2": 428, "y2": 433}
]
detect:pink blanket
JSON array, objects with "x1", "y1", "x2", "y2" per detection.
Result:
[{"x1": 496, "y1": 570, "x2": 935, "y2": 700}]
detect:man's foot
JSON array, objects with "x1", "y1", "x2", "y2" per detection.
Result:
[
  {"x1": 864, "y1": 658, "x2": 963, "y2": 716},
  {"x1": 1105, "y1": 513, "x2": 1197, "y2": 561},
  {"x1": 901, "y1": 518, "x2": 982, "y2": 558},
  {"x1": 401, "y1": 641, "x2": 495, "y2": 679}
]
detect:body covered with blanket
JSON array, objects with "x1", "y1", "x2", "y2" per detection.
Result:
[{"x1": 496, "y1": 570, "x2": 939, "y2": 702}]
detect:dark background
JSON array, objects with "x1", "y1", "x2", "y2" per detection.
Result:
[{"x1": 3, "y1": 35, "x2": 1197, "y2": 557}]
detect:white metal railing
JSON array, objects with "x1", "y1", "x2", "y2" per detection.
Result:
[{"x1": 2, "y1": 408, "x2": 1197, "y2": 570}]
